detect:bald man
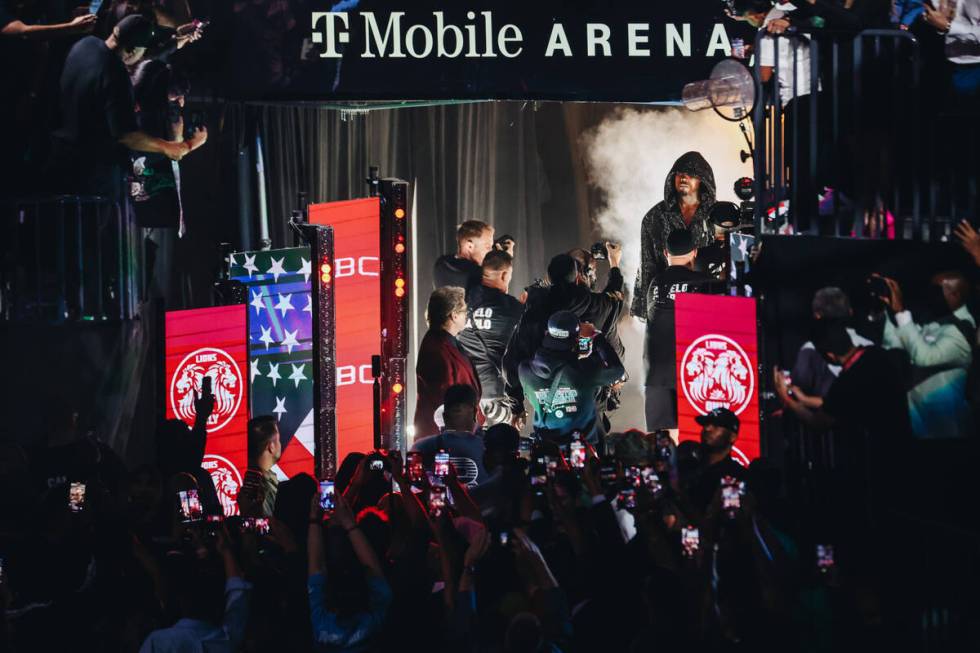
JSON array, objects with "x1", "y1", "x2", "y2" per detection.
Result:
[{"x1": 879, "y1": 271, "x2": 976, "y2": 439}]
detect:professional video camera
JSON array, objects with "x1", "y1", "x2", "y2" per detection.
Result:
[{"x1": 709, "y1": 177, "x2": 755, "y2": 231}]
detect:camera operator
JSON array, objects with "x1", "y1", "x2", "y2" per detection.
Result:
[
  {"x1": 131, "y1": 58, "x2": 206, "y2": 306},
  {"x1": 456, "y1": 250, "x2": 524, "y2": 426},
  {"x1": 49, "y1": 15, "x2": 188, "y2": 197},
  {"x1": 875, "y1": 272, "x2": 975, "y2": 438},
  {"x1": 644, "y1": 230, "x2": 723, "y2": 433},
  {"x1": 503, "y1": 246, "x2": 624, "y2": 425},
  {"x1": 632, "y1": 151, "x2": 718, "y2": 319},
  {"x1": 517, "y1": 311, "x2": 625, "y2": 446}
]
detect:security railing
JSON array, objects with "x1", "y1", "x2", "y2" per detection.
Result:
[
  {"x1": 751, "y1": 27, "x2": 978, "y2": 240},
  {"x1": 1, "y1": 196, "x2": 142, "y2": 322}
]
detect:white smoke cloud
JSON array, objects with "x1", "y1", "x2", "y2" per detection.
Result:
[{"x1": 582, "y1": 106, "x2": 753, "y2": 432}]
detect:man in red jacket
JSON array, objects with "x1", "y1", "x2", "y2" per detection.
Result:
[{"x1": 414, "y1": 286, "x2": 484, "y2": 437}]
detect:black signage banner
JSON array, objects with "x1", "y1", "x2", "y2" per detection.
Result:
[{"x1": 223, "y1": 0, "x2": 752, "y2": 103}]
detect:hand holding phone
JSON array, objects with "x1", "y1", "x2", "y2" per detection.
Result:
[
  {"x1": 406, "y1": 452, "x2": 424, "y2": 484},
  {"x1": 428, "y1": 486, "x2": 447, "y2": 517},
  {"x1": 681, "y1": 526, "x2": 700, "y2": 558},
  {"x1": 319, "y1": 480, "x2": 336, "y2": 512},
  {"x1": 69, "y1": 482, "x2": 86, "y2": 513},
  {"x1": 434, "y1": 450, "x2": 450, "y2": 480},
  {"x1": 569, "y1": 441, "x2": 586, "y2": 469}
]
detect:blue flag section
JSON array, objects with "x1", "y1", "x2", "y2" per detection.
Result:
[{"x1": 230, "y1": 247, "x2": 316, "y2": 478}]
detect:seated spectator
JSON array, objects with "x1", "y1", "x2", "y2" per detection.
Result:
[
  {"x1": 411, "y1": 385, "x2": 490, "y2": 488},
  {"x1": 433, "y1": 220, "x2": 495, "y2": 289},
  {"x1": 415, "y1": 286, "x2": 484, "y2": 437},
  {"x1": 457, "y1": 250, "x2": 525, "y2": 426},
  {"x1": 877, "y1": 272, "x2": 975, "y2": 438},
  {"x1": 791, "y1": 286, "x2": 874, "y2": 398},
  {"x1": 138, "y1": 532, "x2": 252, "y2": 652},
  {"x1": 237, "y1": 415, "x2": 282, "y2": 517}
]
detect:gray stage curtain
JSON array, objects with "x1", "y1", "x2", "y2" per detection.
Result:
[{"x1": 253, "y1": 101, "x2": 605, "y2": 296}]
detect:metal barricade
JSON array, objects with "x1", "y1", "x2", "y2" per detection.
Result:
[
  {"x1": 1, "y1": 195, "x2": 142, "y2": 322},
  {"x1": 748, "y1": 27, "x2": 976, "y2": 241}
]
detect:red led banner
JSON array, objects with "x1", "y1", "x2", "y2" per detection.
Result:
[
  {"x1": 309, "y1": 198, "x2": 380, "y2": 463},
  {"x1": 165, "y1": 305, "x2": 249, "y2": 515},
  {"x1": 674, "y1": 294, "x2": 760, "y2": 465}
]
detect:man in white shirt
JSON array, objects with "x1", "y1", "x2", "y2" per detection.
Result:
[
  {"x1": 923, "y1": 0, "x2": 980, "y2": 98},
  {"x1": 878, "y1": 273, "x2": 976, "y2": 438},
  {"x1": 733, "y1": 0, "x2": 825, "y2": 220}
]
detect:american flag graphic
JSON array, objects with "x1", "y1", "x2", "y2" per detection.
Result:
[{"x1": 230, "y1": 247, "x2": 316, "y2": 480}]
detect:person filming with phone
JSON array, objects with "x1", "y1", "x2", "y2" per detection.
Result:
[{"x1": 518, "y1": 310, "x2": 625, "y2": 446}]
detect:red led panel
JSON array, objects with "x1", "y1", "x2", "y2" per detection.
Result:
[
  {"x1": 165, "y1": 305, "x2": 249, "y2": 515},
  {"x1": 674, "y1": 294, "x2": 760, "y2": 465},
  {"x1": 309, "y1": 198, "x2": 380, "y2": 463}
]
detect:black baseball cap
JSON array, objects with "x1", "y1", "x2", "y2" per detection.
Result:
[
  {"x1": 695, "y1": 407, "x2": 740, "y2": 433},
  {"x1": 666, "y1": 229, "x2": 696, "y2": 257},
  {"x1": 542, "y1": 310, "x2": 580, "y2": 351},
  {"x1": 115, "y1": 15, "x2": 155, "y2": 49}
]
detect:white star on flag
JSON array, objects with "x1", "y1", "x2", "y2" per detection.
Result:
[
  {"x1": 258, "y1": 325, "x2": 275, "y2": 349},
  {"x1": 267, "y1": 362, "x2": 282, "y2": 387},
  {"x1": 280, "y1": 329, "x2": 299, "y2": 354},
  {"x1": 272, "y1": 396, "x2": 287, "y2": 419},
  {"x1": 303, "y1": 295, "x2": 313, "y2": 314},
  {"x1": 300, "y1": 257, "x2": 311, "y2": 283},
  {"x1": 250, "y1": 290, "x2": 266, "y2": 315},
  {"x1": 241, "y1": 252, "x2": 259, "y2": 276},
  {"x1": 250, "y1": 359, "x2": 261, "y2": 382},
  {"x1": 267, "y1": 257, "x2": 287, "y2": 282},
  {"x1": 289, "y1": 363, "x2": 307, "y2": 388},
  {"x1": 274, "y1": 293, "x2": 294, "y2": 317}
]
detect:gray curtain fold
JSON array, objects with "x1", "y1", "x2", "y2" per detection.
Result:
[{"x1": 253, "y1": 101, "x2": 602, "y2": 297}]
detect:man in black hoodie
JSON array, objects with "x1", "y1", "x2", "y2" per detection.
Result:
[
  {"x1": 632, "y1": 151, "x2": 718, "y2": 319},
  {"x1": 503, "y1": 247, "x2": 625, "y2": 420}
]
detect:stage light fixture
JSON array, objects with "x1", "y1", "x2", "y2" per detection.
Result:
[
  {"x1": 392, "y1": 382, "x2": 403, "y2": 394},
  {"x1": 395, "y1": 243, "x2": 406, "y2": 254},
  {"x1": 394, "y1": 208, "x2": 405, "y2": 219}
]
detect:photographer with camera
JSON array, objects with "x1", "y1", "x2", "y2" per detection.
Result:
[
  {"x1": 503, "y1": 246, "x2": 624, "y2": 426},
  {"x1": 875, "y1": 272, "x2": 976, "y2": 438},
  {"x1": 517, "y1": 311, "x2": 625, "y2": 446}
]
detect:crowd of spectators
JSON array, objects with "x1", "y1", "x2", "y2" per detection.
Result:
[{"x1": 2, "y1": 391, "x2": 906, "y2": 652}]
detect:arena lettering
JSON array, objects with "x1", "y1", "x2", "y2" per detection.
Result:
[{"x1": 311, "y1": 11, "x2": 730, "y2": 60}]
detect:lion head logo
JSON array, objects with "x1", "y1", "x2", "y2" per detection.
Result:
[
  {"x1": 680, "y1": 335, "x2": 754, "y2": 417},
  {"x1": 169, "y1": 348, "x2": 244, "y2": 433},
  {"x1": 202, "y1": 454, "x2": 243, "y2": 517}
]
